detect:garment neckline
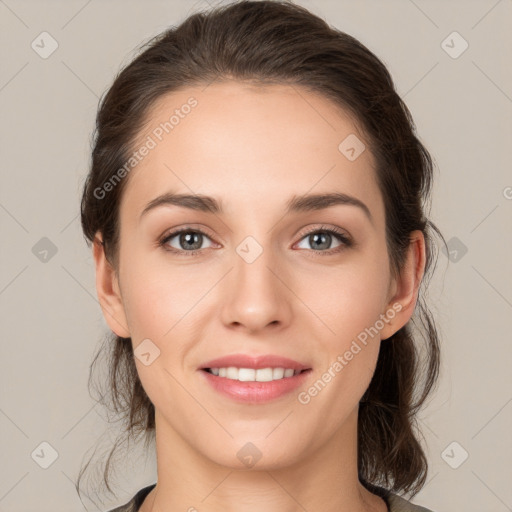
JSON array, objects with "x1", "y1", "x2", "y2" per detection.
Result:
[
  {"x1": 131, "y1": 482, "x2": 393, "y2": 511},
  {"x1": 132, "y1": 483, "x2": 156, "y2": 510}
]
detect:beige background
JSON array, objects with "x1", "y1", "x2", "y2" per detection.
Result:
[{"x1": 1, "y1": 0, "x2": 511, "y2": 511}]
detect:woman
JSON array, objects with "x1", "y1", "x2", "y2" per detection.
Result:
[{"x1": 78, "y1": 1, "x2": 445, "y2": 511}]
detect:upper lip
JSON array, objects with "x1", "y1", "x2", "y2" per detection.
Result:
[{"x1": 200, "y1": 354, "x2": 311, "y2": 371}]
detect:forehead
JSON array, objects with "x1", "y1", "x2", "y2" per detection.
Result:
[{"x1": 120, "y1": 80, "x2": 384, "y2": 227}]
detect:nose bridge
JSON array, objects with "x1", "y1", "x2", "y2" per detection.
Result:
[
  {"x1": 234, "y1": 234, "x2": 276, "y2": 287},
  {"x1": 219, "y1": 232, "x2": 291, "y2": 332}
]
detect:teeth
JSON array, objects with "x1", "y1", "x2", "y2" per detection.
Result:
[{"x1": 208, "y1": 367, "x2": 301, "y2": 381}]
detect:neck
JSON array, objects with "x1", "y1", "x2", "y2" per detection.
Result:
[{"x1": 140, "y1": 408, "x2": 387, "y2": 512}]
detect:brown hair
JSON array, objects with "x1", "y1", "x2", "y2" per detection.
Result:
[{"x1": 78, "y1": 0, "x2": 446, "y2": 505}]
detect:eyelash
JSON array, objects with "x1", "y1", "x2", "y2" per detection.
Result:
[{"x1": 158, "y1": 224, "x2": 353, "y2": 257}]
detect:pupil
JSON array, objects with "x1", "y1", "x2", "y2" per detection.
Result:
[
  {"x1": 181, "y1": 232, "x2": 201, "y2": 250},
  {"x1": 311, "y1": 232, "x2": 330, "y2": 250}
]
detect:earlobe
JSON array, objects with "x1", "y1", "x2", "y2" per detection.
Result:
[
  {"x1": 379, "y1": 230, "x2": 426, "y2": 341},
  {"x1": 92, "y1": 234, "x2": 131, "y2": 338}
]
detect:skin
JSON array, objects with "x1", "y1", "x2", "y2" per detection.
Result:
[{"x1": 93, "y1": 81, "x2": 425, "y2": 512}]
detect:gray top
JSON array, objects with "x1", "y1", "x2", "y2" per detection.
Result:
[{"x1": 106, "y1": 483, "x2": 436, "y2": 512}]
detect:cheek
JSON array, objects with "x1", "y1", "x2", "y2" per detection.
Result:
[
  {"x1": 299, "y1": 258, "x2": 389, "y2": 341},
  {"x1": 297, "y1": 268, "x2": 385, "y2": 422},
  {"x1": 294, "y1": 252, "x2": 389, "y2": 400},
  {"x1": 118, "y1": 243, "x2": 210, "y2": 335}
]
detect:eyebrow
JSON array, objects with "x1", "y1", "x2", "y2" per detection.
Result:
[{"x1": 139, "y1": 191, "x2": 373, "y2": 223}]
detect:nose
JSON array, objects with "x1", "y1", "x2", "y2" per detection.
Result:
[{"x1": 219, "y1": 243, "x2": 293, "y2": 334}]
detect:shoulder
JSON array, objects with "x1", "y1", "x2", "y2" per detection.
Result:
[
  {"x1": 387, "y1": 492, "x2": 436, "y2": 512},
  {"x1": 105, "y1": 483, "x2": 156, "y2": 512}
]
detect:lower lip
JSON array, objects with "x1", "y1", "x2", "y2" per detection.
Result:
[{"x1": 199, "y1": 369, "x2": 312, "y2": 403}]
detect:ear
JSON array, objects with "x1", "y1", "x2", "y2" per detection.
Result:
[
  {"x1": 379, "y1": 230, "x2": 426, "y2": 341},
  {"x1": 92, "y1": 233, "x2": 130, "y2": 338}
]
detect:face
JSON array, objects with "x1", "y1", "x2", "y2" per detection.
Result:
[{"x1": 94, "y1": 80, "x2": 421, "y2": 470}]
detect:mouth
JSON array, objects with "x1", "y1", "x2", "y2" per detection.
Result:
[{"x1": 198, "y1": 354, "x2": 312, "y2": 403}]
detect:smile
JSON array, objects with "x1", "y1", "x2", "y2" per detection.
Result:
[{"x1": 204, "y1": 367, "x2": 305, "y2": 381}]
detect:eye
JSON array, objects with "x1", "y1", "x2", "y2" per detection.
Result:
[
  {"x1": 159, "y1": 224, "x2": 352, "y2": 256},
  {"x1": 295, "y1": 225, "x2": 352, "y2": 254},
  {"x1": 159, "y1": 227, "x2": 215, "y2": 255}
]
